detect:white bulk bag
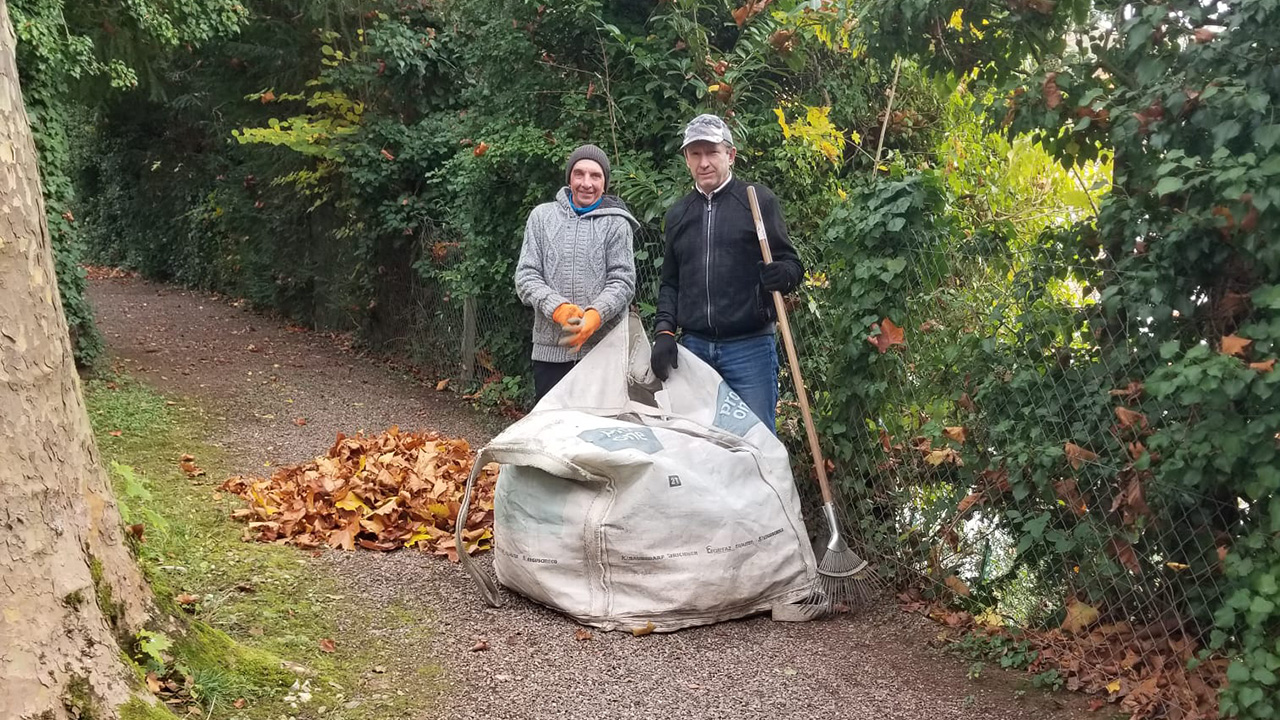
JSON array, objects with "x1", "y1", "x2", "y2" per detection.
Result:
[{"x1": 456, "y1": 313, "x2": 815, "y2": 632}]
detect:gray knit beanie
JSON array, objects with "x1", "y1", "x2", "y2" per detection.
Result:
[{"x1": 565, "y1": 144, "x2": 611, "y2": 188}]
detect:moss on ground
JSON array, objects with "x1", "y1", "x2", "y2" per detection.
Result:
[
  {"x1": 86, "y1": 372, "x2": 444, "y2": 720},
  {"x1": 118, "y1": 697, "x2": 178, "y2": 720}
]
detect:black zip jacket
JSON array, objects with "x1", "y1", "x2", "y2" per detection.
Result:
[{"x1": 655, "y1": 177, "x2": 803, "y2": 340}]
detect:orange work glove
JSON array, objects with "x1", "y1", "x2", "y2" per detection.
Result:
[
  {"x1": 559, "y1": 308, "x2": 602, "y2": 350},
  {"x1": 552, "y1": 302, "x2": 584, "y2": 328}
]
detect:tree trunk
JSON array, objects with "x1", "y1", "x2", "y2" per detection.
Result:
[{"x1": 0, "y1": 1, "x2": 155, "y2": 717}]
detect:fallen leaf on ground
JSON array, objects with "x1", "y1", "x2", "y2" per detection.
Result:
[
  {"x1": 574, "y1": 628, "x2": 593, "y2": 641},
  {"x1": 471, "y1": 639, "x2": 490, "y2": 652},
  {"x1": 109, "y1": 430, "x2": 123, "y2": 437},
  {"x1": 943, "y1": 575, "x2": 971, "y2": 597},
  {"x1": 293, "y1": 417, "x2": 308, "y2": 426},
  {"x1": 1061, "y1": 599, "x2": 1100, "y2": 635},
  {"x1": 175, "y1": 593, "x2": 200, "y2": 606},
  {"x1": 319, "y1": 638, "x2": 336, "y2": 653},
  {"x1": 631, "y1": 621, "x2": 656, "y2": 637},
  {"x1": 973, "y1": 609, "x2": 1004, "y2": 629},
  {"x1": 233, "y1": 698, "x2": 246, "y2": 709},
  {"x1": 222, "y1": 427, "x2": 498, "y2": 559},
  {"x1": 179, "y1": 460, "x2": 204, "y2": 477},
  {"x1": 436, "y1": 379, "x2": 449, "y2": 391}
]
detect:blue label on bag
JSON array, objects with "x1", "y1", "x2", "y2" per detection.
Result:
[
  {"x1": 714, "y1": 383, "x2": 759, "y2": 437},
  {"x1": 578, "y1": 427, "x2": 664, "y2": 454}
]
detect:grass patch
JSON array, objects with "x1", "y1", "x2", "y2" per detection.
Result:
[{"x1": 85, "y1": 372, "x2": 444, "y2": 719}]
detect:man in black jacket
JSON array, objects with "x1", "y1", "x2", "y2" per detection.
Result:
[{"x1": 650, "y1": 114, "x2": 804, "y2": 433}]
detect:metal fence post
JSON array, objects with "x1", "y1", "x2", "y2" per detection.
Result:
[{"x1": 461, "y1": 295, "x2": 476, "y2": 384}]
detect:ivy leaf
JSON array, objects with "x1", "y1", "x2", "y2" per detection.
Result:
[
  {"x1": 1153, "y1": 176, "x2": 1184, "y2": 196},
  {"x1": 137, "y1": 630, "x2": 172, "y2": 669},
  {"x1": 1253, "y1": 285, "x2": 1280, "y2": 309},
  {"x1": 1212, "y1": 120, "x2": 1242, "y2": 146},
  {"x1": 1256, "y1": 124, "x2": 1280, "y2": 152}
]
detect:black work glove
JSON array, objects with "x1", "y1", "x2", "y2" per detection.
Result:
[
  {"x1": 650, "y1": 332, "x2": 679, "y2": 381},
  {"x1": 759, "y1": 261, "x2": 791, "y2": 293}
]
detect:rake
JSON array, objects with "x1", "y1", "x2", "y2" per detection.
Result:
[{"x1": 747, "y1": 186, "x2": 879, "y2": 617}]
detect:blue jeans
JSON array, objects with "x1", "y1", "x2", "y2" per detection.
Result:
[{"x1": 680, "y1": 333, "x2": 779, "y2": 434}]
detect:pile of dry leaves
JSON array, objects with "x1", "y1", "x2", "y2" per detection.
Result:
[
  {"x1": 221, "y1": 427, "x2": 497, "y2": 561},
  {"x1": 904, "y1": 593, "x2": 1229, "y2": 719}
]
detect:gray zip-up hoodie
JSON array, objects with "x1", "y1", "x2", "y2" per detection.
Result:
[{"x1": 515, "y1": 188, "x2": 639, "y2": 363}]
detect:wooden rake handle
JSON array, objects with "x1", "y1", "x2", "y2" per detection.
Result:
[{"x1": 747, "y1": 186, "x2": 835, "y2": 506}]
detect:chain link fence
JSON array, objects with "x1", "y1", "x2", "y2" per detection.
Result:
[{"x1": 781, "y1": 229, "x2": 1239, "y2": 718}]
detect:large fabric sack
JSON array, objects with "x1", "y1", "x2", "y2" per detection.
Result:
[{"x1": 457, "y1": 314, "x2": 815, "y2": 632}]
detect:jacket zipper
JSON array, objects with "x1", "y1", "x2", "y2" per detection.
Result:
[{"x1": 705, "y1": 196, "x2": 715, "y2": 336}]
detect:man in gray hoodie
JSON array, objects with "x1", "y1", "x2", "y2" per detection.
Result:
[{"x1": 515, "y1": 144, "x2": 639, "y2": 401}]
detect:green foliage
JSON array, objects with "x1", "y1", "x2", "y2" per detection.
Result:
[
  {"x1": 68, "y1": 2, "x2": 1280, "y2": 714},
  {"x1": 10, "y1": 0, "x2": 246, "y2": 364},
  {"x1": 837, "y1": 2, "x2": 1280, "y2": 716},
  {"x1": 135, "y1": 630, "x2": 173, "y2": 672},
  {"x1": 1031, "y1": 669, "x2": 1064, "y2": 691},
  {"x1": 952, "y1": 630, "x2": 1038, "y2": 671}
]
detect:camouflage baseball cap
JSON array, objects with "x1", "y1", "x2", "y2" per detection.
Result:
[{"x1": 680, "y1": 113, "x2": 735, "y2": 150}]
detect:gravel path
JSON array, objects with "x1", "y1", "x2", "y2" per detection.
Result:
[{"x1": 89, "y1": 276, "x2": 1091, "y2": 720}]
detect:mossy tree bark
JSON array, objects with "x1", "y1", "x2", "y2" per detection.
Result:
[{"x1": 0, "y1": 1, "x2": 155, "y2": 717}]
